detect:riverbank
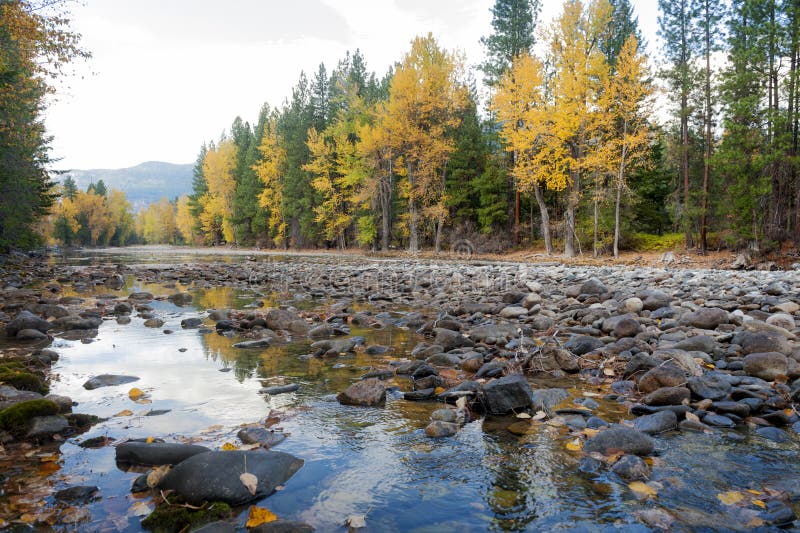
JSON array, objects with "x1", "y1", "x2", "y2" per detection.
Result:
[{"x1": 0, "y1": 249, "x2": 798, "y2": 530}]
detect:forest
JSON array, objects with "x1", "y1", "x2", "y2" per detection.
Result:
[{"x1": 5, "y1": 0, "x2": 800, "y2": 258}]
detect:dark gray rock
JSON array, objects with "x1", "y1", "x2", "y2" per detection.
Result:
[
  {"x1": 259, "y1": 384, "x2": 299, "y2": 395},
  {"x1": 233, "y1": 339, "x2": 272, "y2": 349},
  {"x1": 743, "y1": 352, "x2": 789, "y2": 380},
  {"x1": 564, "y1": 335, "x2": 604, "y2": 356},
  {"x1": 237, "y1": 427, "x2": 286, "y2": 448},
  {"x1": 530, "y1": 388, "x2": 569, "y2": 411},
  {"x1": 580, "y1": 278, "x2": 608, "y2": 295},
  {"x1": 613, "y1": 317, "x2": 641, "y2": 338},
  {"x1": 26, "y1": 415, "x2": 68, "y2": 439},
  {"x1": 633, "y1": 410, "x2": 677, "y2": 434},
  {"x1": 54, "y1": 485, "x2": 99, "y2": 503},
  {"x1": 482, "y1": 374, "x2": 533, "y2": 415},
  {"x1": 611, "y1": 455, "x2": 650, "y2": 481},
  {"x1": 265, "y1": 309, "x2": 309, "y2": 334},
  {"x1": 424, "y1": 420, "x2": 459, "y2": 438},
  {"x1": 640, "y1": 290, "x2": 671, "y2": 311},
  {"x1": 687, "y1": 372, "x2": 732, "y2": 400},
  {"x1": 16, "y1": 328, "x2": 48, "y2": 340},
  {"x1": 181, "y1": 317, "x2": 203, "y2": 329},
  {"x1": 433, "y1": 328, "x2": 474, "y2": 351},
  {"x1": 5, "y1": 310, "x2": 51, "y2": 337},
  {"x1": 52, "y1": 315, "x2": 102, "y2": 331},
  {"x1": 638, "y1": 365, "x2": 686, "y2": 394},
  {"x1": 755, "y1": 426, "x2": 790, "y2": 443},
  {"x1": 681, "y1": 308, "x2": 729, "y2": 329},
  {"x1": 158, "y1": 450, "x2": 303, "y2": 506},
  {"x1": 115, "y1": 442, "x2": 210, "y2": 466},
  {"x1": 583, "y1": 427, "x2": 655, "y2": 455},
  {"x1": 404, "y1": 388, "x2": 435, "y2": 401},
  {"x1": 643, "y1": 386, "x2": 690, "y2": 406},
  {"x1": 248, "y1": 520, "x2": 315, "y2": 533},
  {"x1": 735, "y1": 330, "x2": 792, "y2": 356},
  {"x1": 83, "y1": 374, "x2": 139, "y2": 390},
  {"x1": 191, "y1": 521, "x2": 236, "y2": 533},
  {"x1": 702, "y1": 413, "x2": 736, "y2": 428}
]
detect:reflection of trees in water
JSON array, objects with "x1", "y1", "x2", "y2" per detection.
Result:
[{"x1": 193, "y1": 286, "x2": 238, "y2": 310}]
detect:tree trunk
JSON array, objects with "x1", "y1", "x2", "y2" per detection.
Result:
[
  {"x1": 700, "y1": 0, "x2": 711, "y2": 254},
  {"x1": 593, "y1": 195, "x2": 599, "y2": 258},
  {"x1": 680, "y1": 4, "x2": 692, "y2": 249},
  {"x1": 434, "y1": 219, "x2": 443, "y2": 253},
  {"x1": 381, "y1": 163, "x2": 392, "y2": 251},
  {"x1": 533, "y1": 182, "x2": 552, "y2": 255}
]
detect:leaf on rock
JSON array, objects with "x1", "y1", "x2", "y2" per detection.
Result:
[
  {"x1": 685, "y1": 412, "x2": 700, "y2": 423},
  {"x1": 603, "y1": 367, "x2": 615, "y2": 377},
  {"x1": 240, "y1": 472, "x2": 258, "y2": 495},
  {"x1": 221, "y1": 442, "x2": 238, "y2": 451},
  {"x1": 717, "y1": 491, "x2": 744, "y2": 505},
  {"x1": 114, "y1": 409, "x2": 134, "y2": 417},
  {"x1": 532, "y1": 411, "x2": 547, "y2": 420},
  {"x1": 566, "y1": 439, "x2": 582, "y2": 451},
  {"x1": 629, "y1": 481, "x2": 657, "y2": 498},
  {"x1": 245, "y1": 506, "x2": 278, "y2": 528},
  {"x1": 145, "y1": 436, "x2": 155, "y2": 444},
  {"x1": 516, "y1": 412, "x2": 531, "y2": 419},
  {"x1": 146, "y1": 465, "x2": 170, "y2": 488},
  {"x1": 129, "y1": 501, "x2": 152, "y2": 517},
  {"x1": 128, "y1": 388, "x2": 146, "y2": 400},
  {"x1": 752, "y1": 499, "x2": 766, "y2": 509}
]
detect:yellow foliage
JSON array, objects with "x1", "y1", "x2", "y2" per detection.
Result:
[
  {"x1": 136, "y1": 198, "x2": 177, "y2": 244},
  {"x1": 175, "y1": 195, "x2": 196, "y2": 244},
  {"x1": 200, "y1": 139, "x2": 237, "y2": 243},
  {"x1": 253, "y1": 117, "x2": 288, "y2": 245}
]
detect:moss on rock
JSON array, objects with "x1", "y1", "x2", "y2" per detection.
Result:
[
  {"x1": 0, "y1": 370, "x2": 48, "y2": 394},
  {"x1": 0, "y1": 399, "x2": 60, "y2": 436},
  {"x1": 141, "y1": 500, "x2": 231, "y2": 532}
]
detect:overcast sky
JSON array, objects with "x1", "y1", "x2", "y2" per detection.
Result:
[{"x1": 46, "y1": 0, "x2": 660, "y2": 170}]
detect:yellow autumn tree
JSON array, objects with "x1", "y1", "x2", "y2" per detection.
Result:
[
  {"x1": 253, "y1": 117, "x2": 288, "y2": 246},
  {"x1": 384, "y1": 34, "x2": 468, "y2": 252},
  {"x1": 106, "y1": 189, "x2": 134, "y2": 246},
  {"x1": 73, "y1": 190, "x2": 111, "y2": 246},
  {"x1": 491, "y1": 53, "x2": 568, "y2": 255},
  {"x1": 199, "y1": 139, "x2": 237, "y2": 244},
  {"x1": 137, "y1": 198, "x2": 177, "y2": 244},
  {"x1": 175, "y1": 195, "x2": 196, "y2": 244},
  {"x1": 598, "y1": 36, "x2": 652, "y2": 257},
  {"x1": 357, "y1": 104, "x2": 396, "y2": 251},
  {"x1": 547, "y1": 0, "x2": 612, "y2": 257}
]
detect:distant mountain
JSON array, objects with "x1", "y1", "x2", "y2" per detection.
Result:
[{"x1": 59, "y1": 161, "x2": 193, "y2": 210}]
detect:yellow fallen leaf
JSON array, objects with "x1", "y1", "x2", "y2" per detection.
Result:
[
  {"x1": 629, "y1": 481, "x2": 658, "y2": 498},
  {"x1": 129, "y1": 501, "x2": 152, "y2": 517},
  {"x1": 603, "y1": 367, "x2": 615, "y2": 376},
  {"x1": 245, "y1": 506, "x2": 277, "y2": 528},
  {"x1": 566, "y1": 439, "x2": 582, "y2": 451},
  {"x1": 128, "y1": 388, "x2": 146, "y2": 400},
  {"x1": 746, "y1": 489, "x2": 763, "y2": 496},
  {"x1": 717, "y1": 491, "x2": 744, "y2": 505},
  {"x1": 516, "y1": 412, "x2": 531, "y2": 419},
  {"x1": 583, "y1": 428, "x2": 599, "y2": 438},
  {"x1": 747, "y1": 517, "x2": 765, "y2": 528},
  {"x1": 38, "y1": 454, "x2": 59, "y2": 463},
  {"x1": 221, "y1": 442, "x2": 238, "y2": 451},
  {"x1": 752, "y1": 499, "x2": 766, "y2": 509},
  {"x1": 114, "y1": 409, "x2": 134, "y2": 417},
  {"x1": 134, "y1": 398, "x2": 152, "y2": 405},
  {"x1": 145, "y1": 436, "x2": 155, "y2": 444},
  {"x1": 434, "y1": 387, "x2": 445, "y2": 394}
]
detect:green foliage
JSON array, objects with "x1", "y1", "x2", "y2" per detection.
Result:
[
  {"x1": 0, "y1": 399, "x2": 60, "y2": 436},
  {"x1": 480, "y1": 0, "x2": 541, "y2": 85},
  {"x1": 141, "y1": 500, "x2": 231, "y2": 533},
  {"x1": 356, "y1": 215, "x2": 377, "y2": 247},
  {"x1": 627, "y1": 232, "x2": 684, "y2": 252}
]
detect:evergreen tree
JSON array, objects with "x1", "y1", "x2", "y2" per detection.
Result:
[
  {"x1": 188, "y1": 143, "x2": 209, "y2": 235},
  {"x1": 601, "y1": 0, "x2": 643, "y2": 70},
  {"x1": 62, "y1": 176, "x2": 78, "y2": 200},
  {"x1": 480, "y1": 0, "x2": 541, "y2": 86}
]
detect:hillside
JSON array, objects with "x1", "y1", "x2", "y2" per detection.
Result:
[{"x1": 59, "y1": 161, "x2": 193, "y2": 210}]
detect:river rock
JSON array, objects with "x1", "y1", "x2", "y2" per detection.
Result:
[
  {"x1": 337, "y1": 378, "x2": 386, "y2": 406},
  {"x1": 583, "y1": 427, "x2": 654, "y2": 456},
  {"x1": 643, "y1": 386, "x2": 690, "y2": 406},
  {"x1": 144, "y1": 318, "x2": 164, "y2": 328},
  {"x1": 113, "y1": 302, "x2": 133, "y2": 315},
  {"x1": 735, "y1": 330, "x2": 792, "y2": 355},
  {"x1": 191, "y1": 521, "x2": 236, "y2": 533},
  {"x1": 638, "y1": 365, "x2": 686, "y2": 394},
  {"x1": 482, "y1": 374, "x2": 533, "y2": 415},
  {"x1": 115, "y1": 442, "x2": 210, "y2": 466},
  {"x1": 54, "y1": 485, "x2": 99, "y2": 504},
  {"x1": 610, "y1": 455, "x2": 650, "y2": 481},
  {"x1": 181, "y1": 317, "x2": 203, "y2": 329},
  {"x1": 25, "y1": 415, "x2": 68, "y2": 439},
  {"x1": 633, "y1": 410, "x2": 677, "y2": 434},
  {"x1": 681, "y1": 308, "x2": 729, "y2": 329},
  {"x1": 766, "y1": 313, "x2": 795, "y2": 331},
  {"x1": 640, "y1": 290, "x2": 671, "y2": 311},
  {"x1": 157, "y1": 450, "x2": 303, "y2": 506},
  {"x1": 623, "y1": 297, "x2": 644, "y2": 314},
  {"x1": 129, "y1": 292, "x2": 153, "y2": 301},
  {"x1": 499, "y1": 306, "x2": 528, "y2": 319},
  {"x1": 743, "y1": 352, "x2": 789, "y2": 381},
  {"x1": 404, "y1": 388, "x2": 435, "y2": 401},
  {"x1": 248, "y1": 520, "x2": 315, "y2": 533},
  {"x1": 237, "y1": 427, "x2": 286, "y2": 448},
  {"x1": 16, "y1": 328, "x2": 48, "y2": 340},
  {"x1": 259, "y1": 384, "x2": 299, "y2": 395},
  {"x1": 233, "y1": 339, "x2": 272, "y2": 349},
  {"x1": 425, "y1": 420, "x2": 459, "y2": 438},
  {"x1": 5, "y1": 310, "x2": 51, "y2": 337},
  {"x1": 687, "y1": 372, "x2": 732, "y2": 400},
  {"x1": 580, "y1": 278, "x2": 607, "y2": 295},
  {"x1": 613, "y1": 317, "x2": 641, "y2": 338},
  {"x1": 433, "y1": 328, "x2": 474, "y2": 351},
  {"x1": 755, "y1": 426, "x2": 790, "y2": 443},
  {"x1": 530, "y1": 388, "x2": 569, "y2": 411},
  {"x1": 564, "y1": 335, "x2": 604, "y2": 356},
  {"x1": 265, "y1": 309, "x2": 309, "y2": 334},
  {"x1": 83, "y1": 374, "x2": 139, "y2": 390},
  {"x1": 52, "y1": 315, "x2": 102, "y2": 330}
]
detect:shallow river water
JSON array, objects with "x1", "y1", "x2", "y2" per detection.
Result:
[{"x1": 3, "y1": 250, "x2": 800, "y2": 532}]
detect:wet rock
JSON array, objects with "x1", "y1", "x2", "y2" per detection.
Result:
[
  {"x1": 117, "y1": 316, "x2": 131, "y2": 325},
  {"x1": 44, "y1": 394, "x2": 73, "y2": 413},
  {"x1": 755, "y1": 426, "x2": 790, "y2": 443},
  {"x1": 83, "y1": 374, "x2": 139, "y2": 390},
  {"x1": 711, "y1": 401, "x2": 750, "y2": 418},
  {"x1": 54, "y1": 485, "x2": 99, "y2": 503},
  {"x1": 760, "y1": 500, "x2": 796, "y2": 528},
  {"x1": 336, "y1": 378, "x2": 386, "y2": 407},
  {"x1": 15, "y1": 328, "x2": 48, "y2": 341},
  {"x1": 404, "y1": 388, "x2": 436, "y2": 401},
  {"x1": 433, "y1": 328, "x2": 474, "y2": 351},
  {"x1": 475, "y1": 360, "x2": 506, "y2": 379},
  {"x1": 265, "y1": 309, "x2": 309, "y2": 334},
  {"x1": 633, "y1": 410, "x2": 677, "y2": 434},
  {"x1": 191, "y1": 521, "x2": 237, "y2": 533},
  {"x1": 167, "y1": 292, "x2": 193, "y2": 306},
  {"x1": 25, "y1": 415, "x2": 68, "y2": 439},
  {"x1": 583, "y1": 427, "x2": 654, "y2": 456},
  {"x1": 144, "y1": 318, "x2": 164, "y2": 328},
  {"x1": 426, "y1": 353, "x2": 461, "y2": 367},
  {"x1": 681, "y1": 307, "x2": 729, "y2": 329},
  {"x1": 643, "y1": 386, "x2": 690, "y2": 406},
  {"x1": 259, "y1": 384, "x2": 299, "y2": 395},
  {"x1": 424, "y1": 420, "x2": 459, "y2": 438},
  {"x1": 743, "y1": 352, "x2": 788, "y2": 380},
  {"x1": 129, "y1": 292, "x2": 154, "y2": 301},
  {"x1": 158, "y1": 450, "x2": 303, "y2": 506},
  {"x1": 233, "y1": 339, "x2": 272, "y2": 349},
  {"x1": 687, "y1": 372, "x2": 732, "y2": 400},
  {"x1": 248, "y1": 521, "x2": 315, "y2": 533},
  {"x1": 113, "y1": 302, "x2": 133, "y2": 315},
  {"x1": 116, "y1": 442, "x2": 210, "y2": 466},
  {"x1": 365, "y1": 344, "x2": 390, "y2": 355},
  {"x1": 181, "y1": 317, "x2": 203, "y2": 329},
  {"x1": 679, "y1": 418, "x2": 711, "y2": 432},
  {"x1": 611, "y1": 455, "x2": 650, "y2": 481},
  {"x1": 52, "y1": 315, "x2": 102, "y2": 330},
  {"x1": 702, "y1": 413, "x2": 736, "y2": 428},
  {"x1": 5, "y1": 310, "x2": 51, "y2": 337},
  {"x1": 638, "y1": 365, "x2": 686, "y2": 394},
  {"x1": 482, "y1": 374, "x2": 533, "y2": 415},
  {"x1": 530, "y1": 388, "x2": 569, "y2": 412},
  {"x1": 237, "y1": 427, "x2": 286, "y2": 448},
  {"x1": 430, "y1": 408, "x2": 459, "y2": 423}
]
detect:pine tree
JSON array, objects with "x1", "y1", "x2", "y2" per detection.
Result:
[{"x1": 480, "y1": 0, "x2": 541, "y2": 86}]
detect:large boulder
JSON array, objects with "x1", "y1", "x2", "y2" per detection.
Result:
[
  {"x1": 336, "y1": 378, "x2": 386, "y2": 407},
  {"x1": 116, "y1": 442, "x2": 210, "y2": 466},
  {"x1": 482, "y1": 374, "x2": 533, "y2": 415},
  {"x1": 5, "y1": 311, "x2": 51, "y2": 337},
  {"x1": 158, "y1": 450, "x2": 303, "y2": 506},
  {"x1": 583, "y1": 427, "x2": 654, "y2": 456},
  {"x1": 743, "y1": 352, "x2": 789, "y2": 381}
]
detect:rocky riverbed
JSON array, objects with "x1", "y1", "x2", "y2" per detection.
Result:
[{"x1": 0, "y1": 249, "x2": 799, "y2": 531}]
